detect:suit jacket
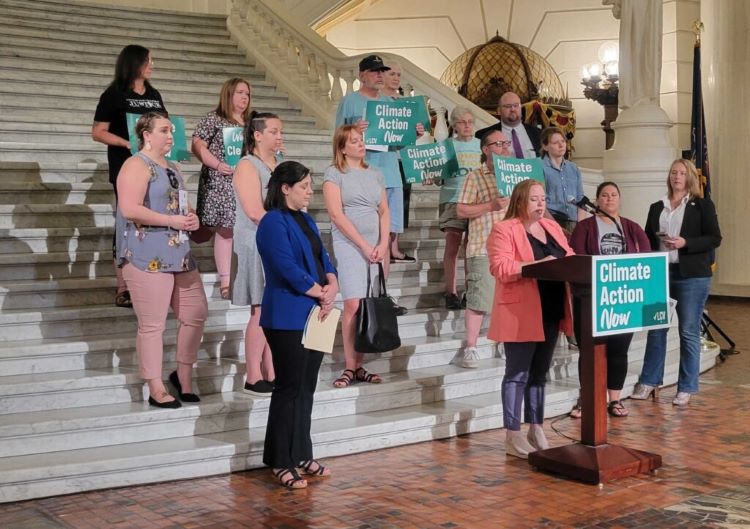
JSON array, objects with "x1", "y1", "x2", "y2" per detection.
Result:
[
  {"x1": 569, "y1": 215, "x2": 651, "y2": 255},
  {"x1": 475, "y1": 122, "x2": 542, "y2": 156},
  {"x1": 486, "y1": 217, "x2": 574, "y2": 343},
  {"x1": 644, "y1": 196, "x2": 721, "y2": 278},
  {"x1": 256, "y1": 209, "x2": 337, "y2": 330}
]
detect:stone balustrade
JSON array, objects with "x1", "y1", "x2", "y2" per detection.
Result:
[{"x1": 228, "y1": 0, "x2": 496, "y2": 136}]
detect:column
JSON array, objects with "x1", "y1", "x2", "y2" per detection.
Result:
[{"x1": 702, "y1": 0, "x2": 750, "y2": 295}]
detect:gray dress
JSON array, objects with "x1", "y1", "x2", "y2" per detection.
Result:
[
  {"x1": 323, "y1": 165, "x2": 385, "y2": 299},
  {"x1": 231, "y1": 155, "x2": 271, "y2": 305}
]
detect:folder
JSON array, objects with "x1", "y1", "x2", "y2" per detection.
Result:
[{"x1": 302, "y1": 306, "x2": 341, "y2": 354}]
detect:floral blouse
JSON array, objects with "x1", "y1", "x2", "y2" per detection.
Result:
[{"x1": 115, "y1": 153, "x2": 197, "y2": 273}]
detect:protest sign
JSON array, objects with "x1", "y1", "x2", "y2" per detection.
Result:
[
  {"x1": 493, "y1": 156, "x2": 544, "y2": 196},
  {"x1": 401, "y1": 140, "x2": 459, "y2": 184},
  {"x1": 364, "y1": 99, "x2": 420, "y2": 147},
  {"x1": 222, "y1": 127, "x2": 244, "y2": 168}
]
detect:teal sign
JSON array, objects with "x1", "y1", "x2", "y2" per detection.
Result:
[
  {"x1": 401, "y1": 140, "x2": 459, "y2": 184},
  {"x1": 364, "y1": 99, "x2": 421, "y2": 146},
  {"x1": 126, "y1": 113, "x2": 190, "y2": 162},
  {"x1": 592, "y1": 253, "x2": 670, "y2": 337},
  {"x1": 222, "y1": 127, "x2": 244, "y2": 168},
  {"x1": 399, "y1": 95, "x2": 431, "y2": 132},
  {"x1": 493, "y1": 156, "x2": 544, "y2": 197}
]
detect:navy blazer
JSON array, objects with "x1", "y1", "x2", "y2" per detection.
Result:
[
  {"x1": 644, "y1": 196, "x2": 721, "y2": 278},
  {"x1": 256, "y1": 209, "x2": 337, "y2": 330}
]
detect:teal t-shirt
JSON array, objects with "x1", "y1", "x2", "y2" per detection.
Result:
[
  {"x1": 335, "y1": 92, "x2": 402, "y2": 189},
  {"x1": 439, "y1": 137, "x2": 482, "y2": 204}
]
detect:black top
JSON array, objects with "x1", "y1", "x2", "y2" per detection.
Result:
[
  {"x1": 289, "y1": 209, "x2": 327, "y2": 286},
  {"x1": 474, "y1": 122, "x2": 542, "y2": 155},
  {"x1": 527, "y1": 230, "x2": 567, "y2": 322},
  {"x1": 644, "y1": 196, "x2": 721, "y2": 278},
  {"x1": 94, "y1": 84, "x2": 167, "y2": 183}
]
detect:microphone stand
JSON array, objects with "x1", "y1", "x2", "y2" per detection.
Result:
[{"x1": 575, "y1": 200, "x2": 628, "y2": 253}]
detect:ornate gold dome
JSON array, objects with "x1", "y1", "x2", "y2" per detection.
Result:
[{"x1": 441, "y1": 34, "x2": 571, "y2": 115}]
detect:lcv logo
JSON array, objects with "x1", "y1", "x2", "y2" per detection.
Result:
[{"x1": 592, "y1": 254, "x2": 670, "y2": 337}]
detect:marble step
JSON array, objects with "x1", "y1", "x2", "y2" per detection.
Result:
[
  {"x1": 0, "y1": 263, "x2": 451, "y2": 309},
  {"x1": 0, "y1": 354, "x2": 514, "y2": 455},
  {"x1": 0, "y1": 389, "x2": 516, "y2": 503},
  {"x1": 0, "y1": 334, "x2": 502, "y2": 415},
  {"x1": 2, "y1": 39, "x2": 247, "y2": 67},
  {"x1": 0, "y1": 5, "x2": 229, "y2": 39},
  {"x1": 0, "y1": 68, "x2": 276, "y2": 99},
  {"x1": 0, "y1": 283, "x2": 466, "y2": 341},
  {"x1": 0, "y1": 22, "x2": 242, "y2": 56},
  {"x1": 1, "y1": 0, "x2": 228, "y2": 27}
]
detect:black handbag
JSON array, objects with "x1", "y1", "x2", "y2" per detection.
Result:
[{"x1": 354, "y1": 262, "x2": 401, "y2": 353}]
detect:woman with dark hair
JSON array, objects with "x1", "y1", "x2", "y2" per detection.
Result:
[
  {"x1": 191, "y1": 78, "x2": 252, "y2": 299},
  {"x1": 256, "y1": 161, "x2": 338, "y2": 489},
  {"x1": 632, "y1": 159, "x2": 721, "y2": 406},
  {"x1": 568, "y1": 181, "x2": 651, "y2": 418},
  {"x1": 540, "y1": 127, "x2": 584, "y2": 234},
  {"x1": 323, "y1": 124, "x2": 390, "y2": 388},
  {"x1": 487, "y1": 179, "x2": 574, "y2": 458},
  {"x1": 230, "y1": 112, "x2": 283, "y2": 396},
  {"x1": 93, "y1": 44, "x2": 168, "y2": 308},
  {"x1": 115, "y1": 112, "x2": 208, "y2": 409}
]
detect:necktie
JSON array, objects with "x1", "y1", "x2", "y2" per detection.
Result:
[{"x1": 511, "y1": 128, "x2": 524, "y2": 159}]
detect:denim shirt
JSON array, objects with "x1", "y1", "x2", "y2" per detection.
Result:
[{"x1": 542, "y1": 156, "x2": 584, "y2": 222}]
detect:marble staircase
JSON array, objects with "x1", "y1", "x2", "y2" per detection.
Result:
[{"x1": 0, "y1": 0, "x2": 718, "y2": 503}]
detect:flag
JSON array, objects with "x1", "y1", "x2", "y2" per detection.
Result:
[{"x1": 683, "y1": 36, "x2": 710, "y2": 198}]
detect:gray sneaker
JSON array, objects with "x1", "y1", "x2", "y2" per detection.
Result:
[{"x1": 459, "y1": 346, "x2": 479, "y2": 368}]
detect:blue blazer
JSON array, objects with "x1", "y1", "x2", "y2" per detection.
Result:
[{"x1": 256, "y1": 209, "x2": 337, "y2": 330}]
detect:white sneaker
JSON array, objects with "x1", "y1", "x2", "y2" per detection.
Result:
[{"x1": 459, "y1": 346, "x2": 479, "y2": 368}]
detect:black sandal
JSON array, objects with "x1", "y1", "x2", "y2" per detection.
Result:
[
  {"x1": 114, "y1": 290, "x2": 133, "y2": 308},
  {"x1": 333, "y1": 369, "x2": 355, "y2": 388},
  {"x1": 298, "y1": 459, "x2": 331, "y2": 477},
  {"x1": 272, "y1": 468, "x2": 307, "y2": 489},
  {"x1": 607, "y1": 400, "x2": 629, "y2": 417},
  {"x1": 354, "y1": 366, "x2": 381, "y2": 384}
]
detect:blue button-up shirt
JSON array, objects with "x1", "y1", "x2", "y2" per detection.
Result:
[{"x1": 542, "y1": 156, "x2": 584, "y2": 222}]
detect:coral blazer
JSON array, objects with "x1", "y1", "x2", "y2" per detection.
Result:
[{"x1": 487, "y1": 217, "x2": 574, "y2": 343}]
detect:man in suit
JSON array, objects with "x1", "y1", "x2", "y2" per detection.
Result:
[{"x1": 475, "y1": 91, "x2": 541, "y2": 158}]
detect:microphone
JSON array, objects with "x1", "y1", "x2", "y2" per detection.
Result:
[{"x1": 569, "y1": 195, "x2": 598, "y2": 214}]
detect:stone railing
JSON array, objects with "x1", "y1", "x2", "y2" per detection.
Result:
[{"x1": 227, "y1": 0, "x2": 497, "y2": 135}]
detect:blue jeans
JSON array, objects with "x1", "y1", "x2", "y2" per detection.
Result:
[{"x1": 639, "y1": 273, "x2": 711, "y2": 394}]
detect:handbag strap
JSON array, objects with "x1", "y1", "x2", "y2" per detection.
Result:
[{"x1": 364, "y1": 262, "x2": 389, "y2": 298}]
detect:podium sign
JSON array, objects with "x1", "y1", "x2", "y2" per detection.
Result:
[{"x1": 592, "y1": 253, "x2": 670, "y2": 337}]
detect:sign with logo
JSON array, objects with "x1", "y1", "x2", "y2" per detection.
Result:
[
  {"x1": 126, "y1": 113, "x2": 190, "y2": 161},
  {"x1": 398, "y1": 95, "x2": 431, "y2": 132},
  {"x1": 222, "y1": 127, "x2": 244, "y2": 168},
  {"x1": 364, "y1": 99, "x2": 421, "y2": 147},
  {"x1": 592, "y1": 253, "x2": 670, "y2": 337},
  {"x1": 493, "y1": 156, "x2": 544, "y2": 197},
  {"x1": 401, "y1": 140, "x2": 459, "y2": 184}
]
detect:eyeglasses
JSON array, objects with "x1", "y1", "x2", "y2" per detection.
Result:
[
  {"x1": 454, "y1": 120, "x2": 474, "y2": 126},
  {"x1": 166, "y1": 168, "x2": 179, "y2": 189},
  {"x1": 486, "y1": 140, "x2": 512, "y2": 148},
  {"x1": 500, "y1": 103, "x2": 520, "y2": 110}
]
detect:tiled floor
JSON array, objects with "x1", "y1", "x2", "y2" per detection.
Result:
[{"x1": 1, "y1": 297, "x2": 748, "y2": 529}]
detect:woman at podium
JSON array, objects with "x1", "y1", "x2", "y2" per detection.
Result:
[
  {"x1": 568, "y1": 182, "x2": 651, "y2": 418},
  {"x1": 487, "y1": 179, "x2": 574, "y2": 458},
  {"x1": 632, "y1": 159, "x2": 721, "y2": 407}
]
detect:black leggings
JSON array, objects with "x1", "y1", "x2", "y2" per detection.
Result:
[
  {"x1": 573, "y1": 297, "x2": 632, "y2": 391},
  {"x1": 262, "y1": 328, "x2": 324, "y2": 469}
]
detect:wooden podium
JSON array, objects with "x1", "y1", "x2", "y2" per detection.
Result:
[{"x1": 522, "y1": 255, "x2": 662, "y2": 484}]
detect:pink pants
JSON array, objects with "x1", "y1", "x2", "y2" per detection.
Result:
[{"x1": 122, "y1": 263, "x2": 208, "y2": 380}]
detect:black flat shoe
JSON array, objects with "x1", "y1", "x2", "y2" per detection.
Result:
[
  {"x1": 169, "y1": 371, "x2": 201, "y2": 402},
  {"x1": 148, "y1": 396, "x2": 182, "y2": 409}
]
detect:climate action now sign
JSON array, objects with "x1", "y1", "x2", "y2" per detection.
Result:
[
  {"x1": 401, "y1": 141, "x2": 459, "y2": 184},
  {"x1": 222, "y1": 127, "x2": 244, "y2": 168},
  {"x1": 494, "y1": 156, "x2": 544, "y2": 197},
  {"x1": 364, "y1": 99, "x2": 420, "y2": 146},
  {"x1": 592, "y1": 253, "x2": 670, "y2": 337}
]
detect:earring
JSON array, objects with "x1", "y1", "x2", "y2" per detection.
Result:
[{"x1": 145, "y1": 141, "x2": 152, "y2": 151}]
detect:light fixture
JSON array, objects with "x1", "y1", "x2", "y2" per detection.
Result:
[{"x1": 581, "y1": 41, "x2": 619, "y2": 149}]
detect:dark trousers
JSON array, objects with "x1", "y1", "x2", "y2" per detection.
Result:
[
  {"x1": 573, "y1": 297, "x2": 632, "y2": 391},
  {"x1": 399, "y1": 159, "x2": 411, "y2": 229},
  {"x1": 502, "y1": 319, "x2": 559, "y2": 430},
  {"x1": 262, "y1": 328, "x2": 324, "y2": 469}
]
